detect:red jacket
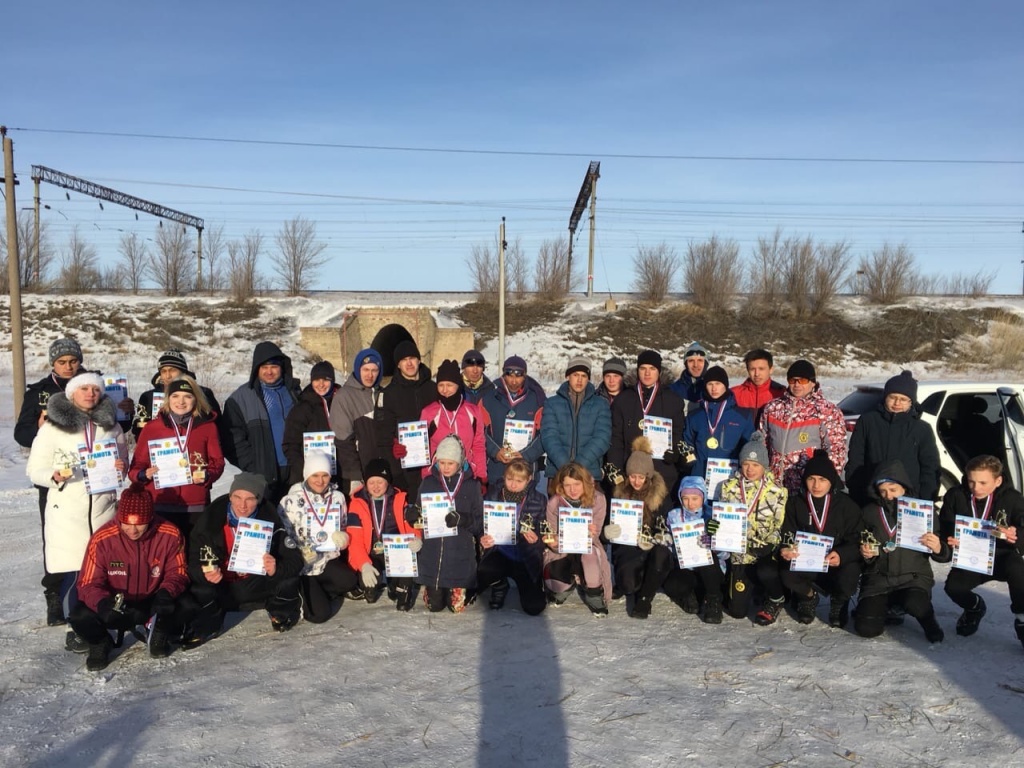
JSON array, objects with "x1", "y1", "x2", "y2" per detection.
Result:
[
  {"x1": 347, "y1": 489, "x2": 419, "y2": 572},
  {"x1": 77, "y1": 518, "x2": 189, "y2": 612},
  {"x1": 130, "y1": 413, "x2": 225, "y2": 512},
  {"x1": 731, "y1": 378, "x2": 787, "y2": 418}
]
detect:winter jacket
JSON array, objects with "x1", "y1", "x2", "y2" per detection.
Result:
[
  {"x1": 420, "y1": 398, "x2": 488, "y2": 481},
  {"x1": 77, "y1": 517, "x2": 189, "y2": 613},
  {"x1": 717, "y1": 470, "x2": 788, "y2": 565},
  {"x1": 781, "y1": 488, "x2": 864, "y2": 567},
  {"x1": 129, "y1": 412, "x2": 225, "y2": 514},
  {"x1": 329, "y1": 348, "x2": 384, "y2": 485},
  {"x1": 15, "y1": 371, "x2": 74, "y2": 449},
  {"x1": 859, "y1": 460, "x2": 946, "y2": 599},
  {"x1": 938, "y1": 482, "x2": 1024, "y2": 563},
  {"x1": 133, "y1": 372, "x2": 220, "y2": 438},
  {"x1": 480, "y1": 376, "x2": 547, "y2": 485},
  {"x1": 347, "y1": 487, "x2": 418, "y2": 573},
  {"x1": 684, "y1": 393, "x2": 754, "y2": 480},
  {"x1": 26, "y1": 394, "x2": 126, "y2": 573},
  {"x1": 374, "y1": 363, "x2": 438, "y2": 488},
  {"x1": 759, "y1": 389, "x2": 848, "y2": 492},
  {"x1": 277, "y1": 480, "x2": 350, "y2": 576},
  {"x1": 188, "y1": 493, "x2": 304, "y2": 584},
  {"x1": 608, "y1": 383, "x2": 686, "y2": 490},
  {"x1": 611, "y1": 470, "x2": 671, "y2": 532},
  {"x1": 221, "y1": 342, "x2": 299, "y2": 482},
  {"x1": 542, "y1": 490, "x2": 612, "y2": 602},
  {"x1": 282, "y1": 383, "x2": 339, "y2": 486},
  {"x1": 480, "y1": 478, "x2": 548, "y2": 580},
  {"x1": 462, "y1": 374, "x2": 493, "y2": 406},
  {"x1": 730, "y1": 378, "x2": 787, "y2": 422},
  {"x1": 846, "y1": 403, "x2": 941, "y2": 505},
  {"x1": 669, "y1": 369, "x2": 704, "y2": 404},
  {"x1": 415, "y1": 468, "x2": 484, "y2": 589},
  {"x1": 541, "y1": 381, "x2": 612, "y2": 480}
]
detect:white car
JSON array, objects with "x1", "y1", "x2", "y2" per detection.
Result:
[{"x1": 839, "y1": 381, "x2": 1024, "y2": 497}]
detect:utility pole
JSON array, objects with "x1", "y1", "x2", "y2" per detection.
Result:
[
  {"x1": 498, "y1": 217, "x2": 506, "y2": 366},
  {"x1": 196, "y1": 226, "x2": 204, "y2": 292},
  {"x1": 587, "y1": 169, "x2": 598, "y2": 298},
  {"x1": 32, "y1": 175, "x2": 40, "y2": 288},
  {"x1": 2, "y1": 126, "x2": 27, "y2": 417}
]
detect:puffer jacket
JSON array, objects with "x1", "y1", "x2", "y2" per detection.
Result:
[
  {"x1": 346, "y1": 487, "x2": 418, "y2": 572},
  {"x1": 480, "y1": 376, "x2": 547, "y2": 485},
  {"x1": 684, "y1": 393, "x2": 754, "y2": 480},
  {"x1": 329, "y1": 348, "x2": 384, "y2": 484},
  {"x1": 277, "y1": 480, "x2": 350, "y2": 576},
  {"x1": 759, "y1": 388, "x2": 847, "y2": 492},
  {"x1": 540, "y1": 381, "x2": 612, "y2": 480},
  {"x1": 415, "y1": 468, "x2": 484, "y2": 589},
  {"x1": 846, "y1": 403, "x2": 940, "y2": 505}
]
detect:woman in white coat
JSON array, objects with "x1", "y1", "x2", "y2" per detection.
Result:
[{"x1": 26, "y1": 373, "x2": 127, "y2": 651}]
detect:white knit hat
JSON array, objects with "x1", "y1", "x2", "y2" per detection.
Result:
[
  {"x1": 303, "y1": 451, "x2": 333, "y2": 480},
  {"x1": 434, "y1": 435, "x2": 465, "y2": 465},
  {"x1": 65, "y1": 372, "x2": 104, "y2": 399}
]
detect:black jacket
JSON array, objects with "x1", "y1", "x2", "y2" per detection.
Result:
[
  {"x1": 608, "y1": 383, "x2": 687, "y2": 490},
  {"x1": 480, "y1": 478, "x2": 548, "y2": 581},
  {"x1": 846, "y1": 404, "x2": 940, "y2": 505},
  {"x1": 938, "y1": 481, "x2": 1024, "y2": 563},
  {"x1": 415, "y1": 469, "x2": 484, "y2": 589},
  {"x1": 15, "y1": 372, "x2": 72, "y2": 449},
  {"x1": 782, "y1": 488, "x2": 864, "y2": 567},
  {"x1": 282, "y1": 383, "x2": 338, "y2": 486},
  {"x1": 375, "y1": 364, "x2": 438, "y2": 487}
]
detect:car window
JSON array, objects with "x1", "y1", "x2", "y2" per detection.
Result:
[
  {"x1": 838, "y1": 389, "x2": 883, "y2": 416},
  {"x1": 919, "y1": 391, "x2": 943, "y2": 416},
  {"x1": 937, "y1": 392, "x2": 1008, "y2": 473}
]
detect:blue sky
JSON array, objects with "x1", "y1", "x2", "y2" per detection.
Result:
[{"x1": 3, "y1": 2, "x2": 1022, "y2": 293}]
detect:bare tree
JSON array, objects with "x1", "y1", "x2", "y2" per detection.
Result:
[
  {"x1": 747, "y1": 227, "x2": 787, "y2": 314},
  {"x1": 227, "y1": 231, "x2": 263, "y2": 302},
  {"x1": 933, "y1": 270, "x2": 996, "y2": 298},
  {"x1": 808, "y1": 240, "x2": 851, "y2": 316},
  {"x1": 507, "y1": 236, "x2": 530, "y2": 301},
  {"x1": 203, "y1": 223, "x2": 226, "y2": 292},
  {"x1": 55, "y1": 226, "x2": 101, "y2": 294},
  {"x1": 148, "y1": 224, "x2": 195, "y2": 296},
  {"x1": 781, "y1": 235, "x2": 817, "y2": 316},
  {"x1": 97, "y1": 264, "x2": 126, "y2": 292},
  {"x1": 631, "y1": 242, "x2": 679, "y2": 303},
  {"x1": 856, "y1": 241, "x2": 920, "y2": 304},
  {"x1": 271, "y1": 216, "x2": 328, "y2": 295},
  {"x1": 534, "y1": 236, "x2": 577, "y2": 299},
  {"x1": 683, "y1": 235, "x2": 742, "y2": 312},
  {"x1": 466, "y1": 239, "x2": 499, "y2": 300},
  {"x1": 0, "y1": 210, "x2": 56, "y2": 291},
  {"x1": 117, "y1": 232, "x2": 149, "y2": 295}
]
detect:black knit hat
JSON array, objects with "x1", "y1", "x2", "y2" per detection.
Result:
[
  {"x1": 364, "y1": 458, "x2": 392, "y2": 484},
  {"x1": 393, "y1": 340, "x2": 421, "y2": 364},
  {"x1": 802, "y1": 449, "x2": 843, "y2": 490},
  {"x1": 703, "y1": 365, "x2": 729, "y2": 388},
  {"x1": 786, "y1": 359, "x2": 816, "y2": 383},
  {"x1": 461, "y1": 349, "x2": 486, "y2": 368},
  {"x1": 158, "y1": 349, "x2": 189, "y2": 373},
  {"x1": 637, "y1": 350, "x2": 663, "y2": 372},
  {"x1": 310, "y1": 360, "x2": 336, "y2": 383},
  {"x1": 166, "y1": 378, "x2": 195, "y2": 397},
  {"x1": 436, "y1": 359, "x2": 462, "y2": 386},
  {"x1": 884, "y1": 370, "x2": 917, "y2": 402}
]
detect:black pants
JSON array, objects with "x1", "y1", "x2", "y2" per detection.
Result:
[
  {"x1": 945, "y1": 552, "x2": 1024, "y2": 614},
  {"x1": 781, "y1": 561, "x2": 861, "y2": 603},
  {"x1": 725, "y1": 556, "x2": 785, "y2": 619},
  {"x1": 612, "y1": 544, "x2": 676, "y2": 599},
  {"x1": 160, "y1": 509, "x2": 198, "y2": 556},
  {"x1": 189, "y1": 573, "x2": 301, "y2": 634},
  {"x1": 37, "y1": 487, "x2": 64, "y2": 594},
  {"x1": 477, "y1": 551, "x2": 546, "y2": 616},
  {"x1": 68, "y1": 595, "x2": 190, "y2": 644},
  {"x1": 302, "y1": 559, "x2": 360, "y2": 623},
  {"x1": 663, "y1": 562, "x2": 723, "y2": 605},
  {"x1": 855, "y1": 587, "x2": 934, "y2": 638}
]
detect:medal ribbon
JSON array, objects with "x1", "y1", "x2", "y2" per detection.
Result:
[
  {"x1": 303, "y1": 488, "x2": 334, "y2": 529},
  {"x1": 878, "y1": 505, "x2": 898, "y2": 539},
  {"x1": 440, "y1": 470, "x2": 465, "y2": 511},
  {"x1": 970, "y1": 495, "x2": 993, "y2": 521},
  {"x1": 370, "y1": 497, "x2": 386, "y2": 537},
  {"x1": 440, "y1": 400, "x2": 462, "y2": 432},
  {"x1": 807, "y1": 492, "x2": 830, "y2": 533},
  {"x1": 704, "y1": 400, "x2": 726, "y2": 438},
  {"x1": 171, "y1": 415, "x2": 193, "y2": 457},
  {"x1": 502, "y1": 380, "x2": 528, "y2": 411},
  {"x1": 739, "y1": 477, "x2": 767, "y2": 514},
  {"x1": 83, "y1": 421, "x2": 96, "y2": 453},
  {"x1": 637, "y1": 381, "x2": 660, "y2": 418}
]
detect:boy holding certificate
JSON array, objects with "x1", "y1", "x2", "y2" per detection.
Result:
[
  {"x1": 939, "y1": 455, "x2": 1024, "y2": 647},
  {"x1": 855, "y1": 460, "x2": 946, "y2": 642},
  {"x1": 478, "y1": 459, "x2": 548, "y2": 615},
  {"x1": 662, "y1": 476, "x2": 725, "y2": 623},
  {"x1": 683, "y1": 366, "x2": 754, "y2": 482},
  {"x1": 779, "y1": 450, "x2": 864, "y2": 628}
]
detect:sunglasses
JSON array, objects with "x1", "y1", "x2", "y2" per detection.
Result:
[
  {"x1": 787, "y1": 377, "x2": 813, "y2": 386},
  {"x1": 464, "y1": 360, "x2": 484, "y2": 367},
  {"x1": 503, "y1": 369, "x2": 525, "y2": 377}
]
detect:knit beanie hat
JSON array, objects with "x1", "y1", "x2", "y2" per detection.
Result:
[
  {"x1": 703, "y1": 365, "x2": 730, "y2": 388},
  {"x1": 303, "y1": 451, "x2": 333, "y2": 480},
  {"x1": 602, "y1": 357, "x2": 627, "y2": 376},
  {"x1": 802, "y1": 449, "x2": 843, "y2": 490},
  {"x1": 738, "y1": 431, "x2": 769, "y2": 469},
  {"x1": 117, "y1": 485, "x2": 154, "y2": 526},
  {"x1": 435, "y1": 435, "x2": 465, "y2": 465},
  {"x1": 884, "y1": 370, "x2": 918, "y2": 402},
  {"x1": 393, "y1": 339, "x2": 421, "y2": 364},
  {"x1": 65, "y1": 372, "x2": 104, "y2": 399},
  {"x1": 353, "y1": 348, "x2": 383, "y2": 381},
  {"x1": 625, "y1": 435, "x2": 656, "y2": 478},
  {"x1": 230, "y1": 472, "x2": 267, "y2": 503},
  {"x1": 157, "y1": 349, "x2": 189, "y2": 373},
  {"x1": 565, "y1": 356, "x2": 591, "y2": 378},
  {"x1": 310, "y1": 360, "x2": 336, "y2": 382},
  {"x1": 166, "y1": 378, "x2": 195, "y2": 397},
  {"x1": 436, "y1": 359, "x2": 462, "y2": 386},
  {"x1": 49, "y1": 338, "x2": 83, "y2": 366},
  {"x1": 684, "y1": 342, "x2": 707, "y2": 360},
  {"x1": 637, "y1": 350, "x2": 663, "y2": 372},
  {"x1": 364, "y1": 458, "x2": 392, "y2": 484},
  {"x1": 462, "y1": 349, "x2": 486, "y2": 368},
  {"x1": 502, "y1": 355, "x2": 527, "y2": 374},
  {"x1": 786, "y1": 360, "x2": 817, "y2": 382}
]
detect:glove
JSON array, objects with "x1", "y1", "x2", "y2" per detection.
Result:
[
  {"x1": 404, "y1": 504, "x2": 422, "y2": 526},
  {"x1": 331, "y1": 531, "x2": 350, "y2": 550},
  {"x1": 408, "y1": 537, "x2": 423, "y2": 554},
  {"x1": 661, "y1": 449, "x2": 679, "y2": 465},
  {"x1": 603, "y1": 462, "x2": 624, "y2": 486},
  {"x1": 392, "y1": 438, "x2": 407, "y2": 460},
  {"x1": 706, "y1": 518, "x2": 721, "y2": 536},
  {"x1": 638, "y1": 536, "x2": 654, "y2": 552},
  {"x1": 445, "y1": 509, "x2": 460, "y2": 528},
  {"x1": 150, "y1": 589, "x2": 175, "y2": 618},
  {"x1": 748, "y1": 543, "x2": 770, "y2": 559},
  {"x1": 98, "y1": 594, "x2": 138, "y2": 631},
  {"x1": 360, "y1": 562, "x2": 379, "y2": 589},
  {"x1": 603, "y1": 523, "x2": 622, "y2": 540},
  {"x1": 300, "y1": 545, "x2": 319, "y2": 565}
]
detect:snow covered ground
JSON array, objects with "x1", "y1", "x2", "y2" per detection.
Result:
[{"x1": 1, "y1": 295, "x2": 1023, "y2": 767}]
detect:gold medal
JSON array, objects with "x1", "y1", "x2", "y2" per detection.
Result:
[
  {"x1": 706, "y1": 437, "x2": 719, "y2": 449},
  {"x1": 639, "y1": 419, "x2": 647, "y2": 430},
  {"x1": 86, "y1": 459, "x2": 97, "y2": 469},
  {"x1": 179, "y1": 457, "x2": 189, "y2": 467},
  {"x1": 373, "y1": 541, "x2": 385, "y2": 555}
]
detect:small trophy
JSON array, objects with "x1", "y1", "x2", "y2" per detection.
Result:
[
  {"x1": 53, "y1": 448, "x2": 78, "y2": 479},
  {"x1": 638, "y1": 524, "x2": 655, "y2": 549},
  {"x1": 190, "y1": 452, "x2": 208, "y2": 484},
  {"x1": 519, "y1": 511, "x2": 535, "y2": 536},
  {"x1": 411, "y1": 507, "x2": 426, "y2": 530},
  {"x1": 501, "y1": 439, "x2": 515, "y2": 462},
  {"x1": 134, "y1": 402, "x2": 150, "y2": 429},
  {"x1": 199, "y1": 545, "x2": 218, "y2": 574},
  {"x1": 539, "y1": 519, "x2": 556, "y2": 546},
  {"x1": 992, "y1": 510, "x2": 1010, "y2": 540},
  {"x1": 38, "y1": 391, "x2": 50, "y2": 420},
  {"x1": 652, "y1": 517, "x2": 671, "y2": 546},
  {"x1": 781, "y1": 531, "x2": 798, "y2": 554},
  {"x1": 861, "y1": 529, "x2": 881, "y2": 557}
]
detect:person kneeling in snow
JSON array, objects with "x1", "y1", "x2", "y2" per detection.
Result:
[
  {"x1": 183, "y1": 473, "x2": 303, "y2": 647},
  {"x1": 70, "y1": 485, "x2": 190, "y2": 671}
]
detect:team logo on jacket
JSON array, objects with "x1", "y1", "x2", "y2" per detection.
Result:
[
  {"x1": 109, "y1": 560, "x2": 124, "y2": 569},
  {"x1": 151, "y1": 565, "x2": 161, "y2": 578}
]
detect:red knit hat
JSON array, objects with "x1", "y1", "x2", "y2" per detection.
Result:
[{"x1": 117, "y1": 485, "x2": 154, "y2": 526}]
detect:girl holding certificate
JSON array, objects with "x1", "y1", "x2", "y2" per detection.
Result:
[
  {"x1": 278, "y1": 452, "x2": 359, "y2": 623},
  {"x1": 854, "y1": 460, "x2": 945, "y2": 642},
  {"x1": 778, "y1": 451, "x2": 864, "y2": 628},
  {"x1": 661, "y1": 476, "x2": 725, "y2": 623},
  {"x1": 605, "y1": 436, "x2": 672, "y2": 619},
  {"x1": 478, "y1": 460, "x2": 548, "y2": 615},
  {"x1": 129, "y1": 376, "x2": 225, "y2": 550},
  {"x1": 415, "y1": 435, "x2": 484, "y2": 613},
  {"x1": 542, "y1": 462, "x2": 612, "y2": 616}
]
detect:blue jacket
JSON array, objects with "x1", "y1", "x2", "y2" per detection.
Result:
[
  {"x1": 540, "y1": 381, "x2": 611, "y2": 480},
  {"x1": 481, "y1": 376, "x2": 547, "y2": 485},
  {"x1": 684, "y1": 393, "x2": 754, "y2": 480}
]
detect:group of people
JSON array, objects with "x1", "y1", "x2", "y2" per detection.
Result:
[{"x1": 16, "y1": 335, "x2": 1024, "y2": 671}]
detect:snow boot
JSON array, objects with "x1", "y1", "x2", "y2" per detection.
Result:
[
  {"x1": 547, "y1": 589, "x2": 571, "y2": 607},
  {"x1": 364, "y1": 585, "x2": 385, "y2": 605},
  {"x1": 702, "y1": 596, "x2": 724, "y2": 625},
  {"x1": 755, "y1": 597, "x2": 785, "y2": 626},
  {"x1": 86, "y1": 636, "x2": 113, "y2": 672},
  {"x1": 270, "y1": 612, "x2": 298, "y2": 632},
  {"x1": 885, "y1": 603, "x2": 907, "y2": 626},
  {"x1": 631, "y1": 595, "x2": 652, "y2": 620},
  {"x1": 583, "y1": 586, "x2": 608, "y2": 617},
  {"x1": 829, "y1": 599, "x2": 850, "y2": 629},
  {"x1": 955, "y1": 595, "x2": 986, "y2": 637},
  {"x1": 918, "y1": 611, "x2": 945, "y2": 643},
  {"x1": 149, "y1": 619, "x2": 171, "y2": 658},
  {"x1": 796, "y1": 593, "x2": 819, "y2": 625},
  {"x1": 45, "y1": 591, "x2": 66, "y2": 626},
  {"x1": 65, "y1": 631, "x2": 89, "y2": 654},
  {"x1": 394, "y1": 584, "x2": 415, "y2": 612},
  {"x1": 449, "y1": 588, "x2": 467, "y2": 614},
  {"x1": 488, "y1": 579, "x2": 510, "y2": 610},
  {"x1": 1015, "y1": 620, "x2": 1024, "y2": 651}
]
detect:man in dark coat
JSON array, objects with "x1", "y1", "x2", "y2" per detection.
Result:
[
  {"x1": 132, "y1": 349, "x2": 221, "y2": 438},
  {"x1": 460, "y1": 349, "x2": 492, "y2": 406},
  {"x1": 330, "y1": 348, "x2": 384, "y2": 493},
  {"x1": 480, "y1": 355, "x2": 547, "y2": 486}
]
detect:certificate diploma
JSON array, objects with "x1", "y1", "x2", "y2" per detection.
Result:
[
  {"x1": 502, "y1": 419, "x2": 535, "y2": 453},
  {"x1": 420, "y1": 492, "x2": 458, "y2": 539},
  {"x1": 398, "y1": 420, "x2": 431, "y2": 469},
  {"x1": 790, "y1": 531, "x2": 834, "y2": 572},
  {"x1": 150, "y1": 391, "x2": 165, "y2": 418},
  {"x1": 672, "y1": 519, "x2": 714, "y2": 569},
  {"x1": 642, "y1": 416, "x2": 672, "y2": 460},
  {"x1": 558, "y1": 507, "x2": 593, "y2": 554},
  {"x1": 103, "y1": 375, "x2": 129, "y2": 410},
  {"x1": 306, "y1": 499, "x2": 343, "y2": 552},
  {"x1": 302, "y1": 431, "x2": 337, "y2": 475},
  {"x1": 78, "y1": 439, "x2": 123, "y2": 494},
  {"x1": 383, "y1": 534, "x2": 419, "y2": 578},
  {"x1": 608, "y1": 499, "x2": 644, "y2": 546},
  {"x1": 228, "y1": 518, "x2": 274, "y2": 575},
  {"x1": 952, "y1": 515, "x2": 996, "y2": 576},
  {"x1": 705, "y1": 459, "x2": 738, "y2": 501},
  {"x1": 896, "y1": 497, "x2": 934, "y2": 553},
  {"x1": 484, "y1": 501, "x2": 517, "y2": 546},
  {"x1": 711, "y1": 501, "x2": 748, "y2": 554},
  {"x1": 148, "y1": 438, "x2": 191, "y2": 489}
]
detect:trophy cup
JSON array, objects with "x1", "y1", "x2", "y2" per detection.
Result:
[
  {"x1": 861, "y1": 529, "x2": 881, "y2": 557},
  {"x1": 781, "y1": 531, "x2": 798, "y2": 554},
  {"x1": 199, "y1": 545, "x2": 218, "y2": 574},
  {"x1": 190, "y1": 452, "x2": 208, "y2": 484},
  {"x1": 411, "y1": 507, "x2": 426, "y2": 530},
  {"x1": 539, "y1": 519, "x2": 556, "y2": 547},
  {"x1": 519, "y1": 511, "x2": 535, "y2": 537},
  {"x1": 638, "y1": 524, "x2": 655, "y2": 549},
  {"x1": 652, "y1": 517, "x2": 671, "y2": 546},
  {"x1": 134, "y1": 402, "x2": 150, "y2": 430},
  {"x1": 992, "y1": 510, "x2": 1010, "y2": 540},
  {"x1": 501, "y1": 439, "x2": 515, "y2": 462}
]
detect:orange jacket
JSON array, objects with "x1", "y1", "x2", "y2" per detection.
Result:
[{"x1": 347, "y1": 488, "x2": 419, "y2": 572}]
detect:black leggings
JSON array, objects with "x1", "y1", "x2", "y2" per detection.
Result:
[
  {"x1": 477, "y1": 551, "x2": 546, "y2": 616},
  {"x1": 301, "y1": 559, "x2": 360, "y2": 623},
  {"x1": 855, "y1": 587, "x2": 934, "y2": 638},
  {"x1": 944, "y1": 552, "x2": 1024, "y2": 614}
]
